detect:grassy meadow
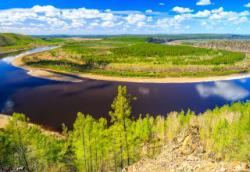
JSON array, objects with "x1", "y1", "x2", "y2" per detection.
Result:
[
  {"x1": 21, "y1": 36, "x2": 250, "y2": 78},
  {"x1": 0, "y1": 86, "x2": 249, "y2": 171}
]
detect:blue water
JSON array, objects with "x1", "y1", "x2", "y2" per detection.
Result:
[{"x1": 1, "y1": 47, "x2": 250, "y2": 130}]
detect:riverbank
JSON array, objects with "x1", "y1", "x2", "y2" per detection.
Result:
[
  {"x1": 0, "y1": 114, "x2": 10, "y2": 129},
  {"x1": 12, "y1": 55, "x2": 82, "y2": 82},
  {"x1": 0, "y1": 114, "x2": 61, "y2": 137},
  {"x1": 12, "y1": 56, "x2": 250, "y2": 83}
]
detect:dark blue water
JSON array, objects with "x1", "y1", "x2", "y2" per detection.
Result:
[{"x1": 1, "y1": 47, "x2": 250, "y2": 130}]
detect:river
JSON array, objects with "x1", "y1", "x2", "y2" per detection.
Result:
[{"x1": 0, "y1": 47, "x2": 250, "y2": 131}]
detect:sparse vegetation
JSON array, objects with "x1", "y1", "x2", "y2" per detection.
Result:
[{"x1": 0, "y1": 86, "x2": 249, "y2": 171}]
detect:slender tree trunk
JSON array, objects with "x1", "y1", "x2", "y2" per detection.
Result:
[
  {"x1": 100, "y1": 146, "x2": 104, "y2": 172},
  {"x1": 113, "y1": 149, "x2": 117, "y2": 172},
  {"x1": 119, "y1": 133, "x2": 123, "y2": 170},
  {"x1": 17, "y1": 130, "x2": 31, "y2": 172},
  {"x1": 81, "y1": 126, "x2": 87, "y2": 171},
  {"x1": 88, "y1": 129, "x2": 93, "y2": 172},
  {"x1": 94, "y1": 137, "x2": 98, "y2": 171},
  {"x1": 123, "y1": 118, "x2": 130, "y2": 166}
]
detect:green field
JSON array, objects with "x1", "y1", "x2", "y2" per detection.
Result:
[{"x1": 21, "y1": 36, "x2": 250, "y2": 78}]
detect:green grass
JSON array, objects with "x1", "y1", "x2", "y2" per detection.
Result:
[{"x1": 21, "y1": 36, "x2": 250, "y2": 78}]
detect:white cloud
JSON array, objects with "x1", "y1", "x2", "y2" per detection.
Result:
[
  {"x1": 159, "y1": 3, "x2": 165, "y2": 6},
  {"x1": 172, "y1": 6, "x2": 193, "y2": 13},
  {"x1": 235, "y1": 17, "x2": 248, "y2": 24},
  {"x1": 196, "y1": 81, "x2": 249, "y2": 101},
  {"x1": 146, "y1": 9, "x2": 153, "y2": 13},
  {"x1": 32, "y1": 5, "x2": 60, "y2": 17},
  {"x1": 207, "y1": 7, "x2": 249, "y2": 24},
  {"x1": 195, "y1": 10, "x2": 211, "y2": 18},
  {"x1": 126, "y1": 14, "x2": 146, "y2": 24},
  {"x1": 137, "y1": 21, "x2": 146, "y2": 27},
  {"x1": 240, "y1": 11, "x2": 250, "y2": 16},
  {"x1": 156, "y1": 13, "x2": 192, "y2": 29},
  {"x1": 196, "y1": 0, "x2": 211, "y2": 6},
  {"x1": 0, "y1": 5, "x2": 249, "y2": 34},
  {"x1": 245, "y1": 2, "x2": 250, "y2": 7},
  {"x1": 101, "y1": 21, "x2": 115, "y2": 27},
  {"x1": 71, "y1": 19, "x2": 85, "y2": 28}
]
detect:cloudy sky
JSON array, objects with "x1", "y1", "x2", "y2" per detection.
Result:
[{"x1": 0, "y1": 0, "x2": 250, "y2": 35}]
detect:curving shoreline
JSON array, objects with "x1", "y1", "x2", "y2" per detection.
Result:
[
  {"x1": 13, "y1": 64, "x2": 250, "y2": 83},
  {"x1": 9, "y1": 47, "x2": 250, "y2": 83}
]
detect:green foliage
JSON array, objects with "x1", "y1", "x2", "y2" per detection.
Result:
[
  {"x1": 0, "y1": 113, "x2": 71, "y2": 172},
  {"x1": 0, "y1": 86, "x2": 249, "y2": 171},
  {"x1": 109, "y1": 85, "x2": 131, "y2": 123},
  {"x1": 71, "y1": 113, "x2": 108, "y2": 171},
  {"x1": 199, "y1": 103, "x2": 250, "y2": 161}
]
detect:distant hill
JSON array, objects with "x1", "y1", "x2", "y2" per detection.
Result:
[
  {"x1": 0, "y1": 33, "x2": 45, "y2": 47},
  {"x1": 148, "y1": 34, "x2": 250, "y2": 43}
]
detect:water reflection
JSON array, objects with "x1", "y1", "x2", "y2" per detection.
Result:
[
  {"x1": 138, "y1": 87, "x2": 150, "y2": 95},
  {"x1": 1, "y1": 99, "x2": 15, "y2": 113},
  {"x1": 196, "y1": 81, "x2": 249, "y2": 101}
]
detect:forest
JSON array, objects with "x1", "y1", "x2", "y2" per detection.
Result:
[
  {"x1": 0, "y1": 86, "x2": 249, "y2": 172},
  {"x1": 21, "y1": 36, "x2": 250, "y2": 78}
]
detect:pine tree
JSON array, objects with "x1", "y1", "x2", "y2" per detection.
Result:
[{"x1": 109, "y1": 85, "x2": 132, "y2": 167}]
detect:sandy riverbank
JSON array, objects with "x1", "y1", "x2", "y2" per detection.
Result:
[
  {"x1": 11, "y1": 51, "x2": 250, "y2": 83},
  {"x1": 0, "y1": 114, "x2": 61, "y2": 136},
  {"x1": 12, "y1": 55, "x2": 82, "y2": 83},
  {"x1": 0, "y1": 114, "x2": 10, "y2": 129}
]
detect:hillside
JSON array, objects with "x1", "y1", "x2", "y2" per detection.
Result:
[
  {"x1": 126, "y1": 126, "x2": 249, "y2": 172},
  {"x1": 0, "y1": 33, "x2": 62, "y2": 54},
  {"x1": 0, "y1": 33, "x2": 45, "y2": 47}
]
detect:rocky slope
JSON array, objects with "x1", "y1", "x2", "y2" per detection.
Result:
[{"x1": 125, "y1": 126, "x2": 249, "y2": 172}]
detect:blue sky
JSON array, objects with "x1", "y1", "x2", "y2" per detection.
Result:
[{"x1": 0, "y1": 0, "x2": 250, "y2": 35}]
